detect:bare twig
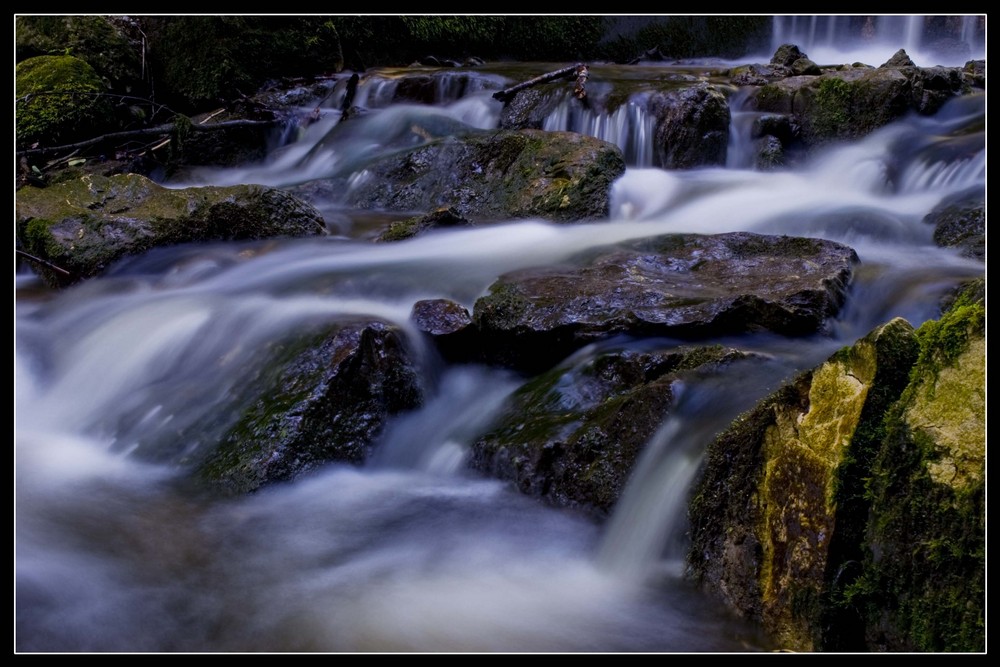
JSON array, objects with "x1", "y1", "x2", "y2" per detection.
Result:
[
  {"x1": 492, "y1": 64, "x2": 586, "y2": 103},
  {"x1": 16, "y1": 90, "x2": 181, "y2": 121},
  {"x1": 16, "y1": 249, "x2": 72, "y2": 277},
  {"x1": 16, "y1": 119, "x2": 279, "y2": 159}
]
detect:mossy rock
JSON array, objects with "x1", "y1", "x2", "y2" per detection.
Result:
[
  {"x1": 687, "y1": 317, "x2": 920, "y2": 651},
  {"x1": 852, "y1": 280, "x2": 985, "y2": 652},
  {"x1": 16, "y1": 173, "x2": 327, "y2": 287},
  {"x1": 472, "y1": 344, "x2": 754, "y2": 516},
  {"x1": 16, "y1": 55, "x2": 113, "y2": 149},
  {"x1": 16, "y1": 16, "x2": 143, "y2": 93},
  {"x1": 200, "y1": 320, "x2": 424, "y2": 495}
]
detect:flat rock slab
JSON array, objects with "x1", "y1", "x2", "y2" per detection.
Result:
[{"x1": 473, "y1": 232, "x2": 858, "y2": 372}]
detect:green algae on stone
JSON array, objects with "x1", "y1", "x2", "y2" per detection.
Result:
[{"x1": 201, "y1": 320, "x2": 424, "y2": 495}]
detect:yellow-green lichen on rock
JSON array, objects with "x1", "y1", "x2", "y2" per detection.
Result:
[
  {"x1": 755, "y1": 318, "x2": 906, "y2": 650},
  {"x1": 903, "y1": 326, "x2": 985, "y2": 491},
  {"x1": 687, "y1": 317, "x2": 920, "y2": 652}
]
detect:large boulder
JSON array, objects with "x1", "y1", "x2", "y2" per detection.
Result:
[
  {"x1": 16, "y1": 173, "x2": 327, "y2": 287},
  {"x1": 687, "y1": 317, "x2": 921, "y2": 651},
  {"x1": 334, "y1": 128, "x2": 626, "y2": 223},
  {"x1": 471, "y1": 344, "x2": 754, "y2": 516},
  {"x1": 686, "y1": 279, "x2": 985, "y2": 652},
  {"x1": 201, "y1": 320, "x2": 424, "y2": 494},
  {"x1": 749, "y1": 67, "x2": 913, "y2": 147},
  {"x1": 747, "y1": 55, "x2": 977, "y2": 148},
  {"x1": 472, "y1": 232, "x2": 858, "y2": 373}
]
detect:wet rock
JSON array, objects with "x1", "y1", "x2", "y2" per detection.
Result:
[
  {"x1": 747, "y1": 62, "x2": 979, "y2": 148},
  {"x1": 923, "y1": 187, "x2": 985, "y2": 260},
  {"x1": 16, "y1": 173, "x2": 327, "y2": 287},
  {"x1": 337, "y1": 128, "x2": 626, "y2": 223},
  {"x1": 881, "y1": 48, "x2": 917, "y2": 68},
  {"x1": 410, "y1": 298, "x2": 479, "y2": 363},
  {"x1": 963, "y1": 59, "x2": 985, "y2": 87},
  {"x1": 755, "y1": 135, "x2": 785, "y2": 170},
  {"x1": 687, "y1": 280, "x2": 985, "y2": 652},
  {"x1": 473, "y1": 232, "x2": 858, "y2": 373},
  {"x1": 201, "y1": 320, "x2": 424, "y2": 494},
  {"x1": 856, "y1": 280, "x2": 985, "y2": 652},
  {"x1": 498, "y1": 87, "x2": 561, "y2": 130},
  {"x1": 649, "y1": 83, "x2": 730, "y2": 168},
  {"x1": 770, "y1": 43, "x2": 808, "y2": 67},
  {"x1": 789, "y1": 57, "x2": 821, "y2": 76},
  {"x1": 472, "y1": 344, "x2": 754, "y2": 516},
  {"x1": 376, "y1": 206, "x2": 473, "y2": 242}
]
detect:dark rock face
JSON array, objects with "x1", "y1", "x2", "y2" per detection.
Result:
[
  {"x1": 856, "y1": 281, "x2": 985, "y2": 652},
  {"x1": 336, "y1": 128, "x2": 626, "y2": 223},
  {"x1": 882, "y1": 48, "x2": 917, "y2": 68},
  {"x1": 747, "y1": 56, "x2": 977, "y2": 148},
  {"x1": 649, "y1": 83, "x2": 731, "y2": 168},
  {"x1": 471, "y1": 344, "x2": 753, "y2": 516},
  {"x1": 473, "y1": 232, "x2": 858, "y2": 373},
  {"x1": 770, "y1": 44, "x2": 807, "y2": 67},
  {"x1": 16, "y1": 173, "x2": 327, "y2": 287},
  {"x1": 750, "y1": 68, "x2": 913, "y2": 146},
  {"x1": 498, "y1": 87, "x2": 562, "y2": 130},
  {"x1": 201, "y1": 320, "x2": 424, "y2": 494},
  {"x1": 923, "y1": 187, "x2": 985, "y2": 260}
]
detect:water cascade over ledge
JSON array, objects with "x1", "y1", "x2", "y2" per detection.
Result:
[{"x1": 16, "y1": 46, "x2": 984, "y2": 652}]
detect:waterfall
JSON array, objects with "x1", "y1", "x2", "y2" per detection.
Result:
[
  {"x1": 544, "y1": 95, "x2": 657, "y2": 167},
  {"x1": 16, "y1": 55, "x2": 984, "y2": 652},
  {"x1": 769, "y1": 14, "x2": 984, "y2": 66}
]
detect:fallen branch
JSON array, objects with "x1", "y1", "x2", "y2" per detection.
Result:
[
  {"x1": 16, "y1": 90, "x2": 182, "y2": 121},
  {"x1": 16, "y1": 249, "x2": 72, "y2": 277},
  {"x1": 492, "y1": 64, "x2": 589, "y2": 103},
  {"x1": 16, "y1": 119, "x2": 279, "y2": 160}
]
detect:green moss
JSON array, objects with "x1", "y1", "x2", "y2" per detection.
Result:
[
  {"x1": 811, "y1": 77, "x2": 855, "y2": 138},
  {"x1": 16, "y1": 55, "x2": 112, "y2": 149},
  {"x1": 847, "y1": 282, "x2": 985, "y2": 651},
  {"x1": 16, "y1": 16, "x2": 143, "y2": 92}
]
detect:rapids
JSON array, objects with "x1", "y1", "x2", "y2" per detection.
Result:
[{"x1": 15, "y1": 47, "x2": 984, "y2": 652}]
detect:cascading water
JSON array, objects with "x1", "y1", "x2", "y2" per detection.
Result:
[
  {"x1": 16, "y1": 51, "x2": 984, "y2": 652},
  {"x1": 769, "y1": 15, "x2": 985, "y2": 66}
]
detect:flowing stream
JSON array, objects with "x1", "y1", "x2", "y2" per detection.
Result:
[{"x1": 15, "y1": 55, "x2": 984, "y2": 652}]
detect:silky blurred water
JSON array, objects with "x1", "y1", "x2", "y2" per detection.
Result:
[{"x1": 15, "y1": 55, "x2": 984, "y2": 653}]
